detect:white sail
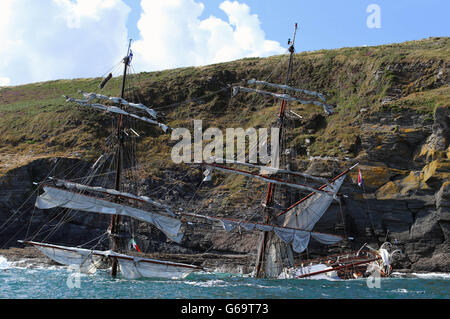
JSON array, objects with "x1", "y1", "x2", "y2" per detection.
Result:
[
  {"x1": 35, "y1": 186, "x2": 183, "y2": 243},
  {"x1": 183, "y1": 213, "x2": 343, "y2": 253},
  {"x1": 52, "y1": 178, "x2": 176, "y2": 216},
  {"x1": 247, "y1": 79, "x2": 326, "y2": 102},
  {"x1": 232, "y1": 86, "x2": 334, "y2": 115},
  {"x1": 282, "y1": 174, "x2": 347, "y2": 231},
  {"x1": 117, "y1": 255, "x2": 197, "y2": 279},
  {"x1": 21, "y1": 241, "x2": 105, "y2": 274},
  {"x1": 21, "y1": 241, "x2": 199, "y2": 279}
]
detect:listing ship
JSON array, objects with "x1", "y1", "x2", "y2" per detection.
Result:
[
  {"x1": 19, "y1": 25, "x2": 400, "y2": 281},
  {"x1": 182, "y1": 23, "x2": 400, "y2": 280},
  {"x1": 19, "y1": 40, "x2": 203, "y2": 279}
]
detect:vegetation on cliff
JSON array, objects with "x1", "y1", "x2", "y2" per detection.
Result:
[
  {"x1": 0, "y1": 37, "x2": 448, "y2": 174},
  {"x1": 0, "y1": 37, "x2": 448, "y2": 271}
]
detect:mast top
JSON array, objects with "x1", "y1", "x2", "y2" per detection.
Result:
[
  {"x1": 123, "y1": 39, "x2": 133, "y2": 66},
  {"x1": 126, "y1": 39, "x2": 133, "y2": 56},
  {"x1": 288, "y1": 23, "x2": 298, "y2": 53}
]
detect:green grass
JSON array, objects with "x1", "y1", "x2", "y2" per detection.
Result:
[{"x1": 0, "y1": 36, "x2": 448, "y2": 176}]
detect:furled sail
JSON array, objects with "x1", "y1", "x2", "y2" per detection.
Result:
[
  {"x1": 205, "y1": 163, "x2": 335, "y2": 198},
  {"x1": 247, "y1": 79, "x2": 326, "y2": 102},
  {"x1": 117, "y1": 254, "x2": 198, "y2": 279},
  {"x1": 51, "y1": 178, "x2": 176, "y2": 217},
  {"x1": 19, "y1": 240, "x2": 106, "y2": 274},
  {"x1": 35, "y1": 186, "x2": 183, "y2": 243},
  {"x1": 205, "y1": 157, "x2": 329, "y2": 183},
  {"x1": 78, "y1": 91, "x2": 158, "y2": 119},
  {"x1": 282, "y1": 174, "x2": 347, "y2": 231},
  {"x1": 232, "y1": 86, "x2": 334, "y2": 115},
  {"x1": 183, "y1": 213, "x2": 343, "y2": 253},
  {"x1": 20, "y1": 241, "x2": 200, "y2": 279},
  {"x1": 63, "y1": 95, "x2": 169, "y2": 132}
]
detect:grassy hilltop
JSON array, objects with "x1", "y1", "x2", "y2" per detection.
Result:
[{"x1": 0, "y1": 37, "x2": 448, "y2": 176}]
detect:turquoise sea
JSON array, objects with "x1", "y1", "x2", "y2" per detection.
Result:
[{"x1": 0, "y1": 261, "x2": 449, "y2": 299}]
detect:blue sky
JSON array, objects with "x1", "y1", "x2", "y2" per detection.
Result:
[
  {"x1": 126, "y1": 0, "x2": 449, "y2": 52},
  {"x1": 0, "y1": 0, "x2": 448, "y2": 86}
]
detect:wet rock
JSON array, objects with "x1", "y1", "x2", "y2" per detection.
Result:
[
  {"x1": 411, "y1": 253, "x2": 450, "y2": 272},
  {"x1": 410, "y1": 210, "x2": 444, "y2": 241},
  {"x1": 436, "y1": 181, "x2": 450, "y2": 209}
]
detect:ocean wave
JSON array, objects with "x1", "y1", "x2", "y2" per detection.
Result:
[
  {"x1": 409, "y1": 272, "x2": 450, "y2": 279},
  {"x1": 392, "y1": 288, "x2": 409, "y2": 294},
  {"x1": 7, "y1": 258, "x2": 64, "y2": 270},
  {"x1": 301, "y1": 275, "x2": 343, "y2": 281},
  {"x1": 184, "y1": 279, "x2": 229, "y2": 288},
  {"x1": 392, "y1": 272, "x2": 450, "y2": 279},
  {"x1": 390, "y1": 288, "x2": 426, "y2": 295}
]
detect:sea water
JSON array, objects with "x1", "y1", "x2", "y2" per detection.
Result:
[{"x1": 0, "y1": 256, "x2": 448, "y2": 299}]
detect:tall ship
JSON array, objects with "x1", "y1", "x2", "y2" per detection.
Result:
[
  {"x1": 180, "y1": 23, "x2": 400, "y2": 280},
  {"x1": 19, "y1": 40, "x2": 203, "y2": 279},
  {"x1": 18, "y1": 25, "x2": 399, "y2": 280}
]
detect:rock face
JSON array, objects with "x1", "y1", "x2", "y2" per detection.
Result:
[
  {"x1": 343, "y1": 106, "x2": 449, "y2": 272},
  {"x1": 1, "y1": 108, "x2": 448, "y2": 272},
  {"x1": 0, "y1": 38, "x2": 448, "y2": 273},
  {"x1": 0, "y1": 158, "x2": 110, "y2": 249}
]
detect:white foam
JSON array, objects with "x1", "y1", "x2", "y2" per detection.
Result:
[
  {"x1": 409, "y1": 272, "x2": 450, "y2": 279},
  {"x1": 392, "y1": 288, "x2": 409, "y2": 294},
  {"x1": 391, "y1": 288, "x2": 426, "y2": 295},
  {"x1": 6, "y1": 258, "x2": 64, "y2": 270},
  {"x1": 0, "y1": 256, "x2": 10, "y2": 270},
  {"x1": 392, "y1": 271, "x2": 450, "y2": 279},
  {"x1": 302, "y1": 273, "x2": 343, "y2": 281},
  {"x1": 185, "y1": 279, "x2": 228, "y2": 288}
]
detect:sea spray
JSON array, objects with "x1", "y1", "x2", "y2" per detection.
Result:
[{"x1": 0, "y1": 256, "x2": 10, "y2": 270}]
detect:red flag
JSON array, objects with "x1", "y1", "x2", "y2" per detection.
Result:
[{"x1": 358, "y1": 168, "x2": 363, "y2": 187}]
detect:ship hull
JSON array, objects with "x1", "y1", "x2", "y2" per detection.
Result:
[
  {"x1": 20, "y1": 241, "x2": 201, "y2": 279},
  {"x1": 279, "y1": 250, "x2": 392, "y2": 280}
]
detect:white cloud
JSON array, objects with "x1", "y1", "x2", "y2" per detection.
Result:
[
  {"x1": 132, "y1": 0, "x2": 285, "y2": 72},
  {"x1": 0, "y1": 77, "x2": 11, "y2": 87},
  {"x1": 0, "y1": 0, "x2": 130, "y2": 86},
  {"x1": 0, "y1": 0, "x2": 284, "y2": 86}
]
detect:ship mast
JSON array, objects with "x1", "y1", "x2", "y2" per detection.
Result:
[
  {"x1": 255, "y1": 23, "x2": 298, "y2": 278},
  {"x1": 110, "y1": 39, "x2": 133, "y2": 277}
]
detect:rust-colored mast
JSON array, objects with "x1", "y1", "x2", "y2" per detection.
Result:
[
  {"x1": 255, "y1": 23, "x2": 298, "y2": 278},
  {"x1": 277, "y1": 163, "x2": 359, "y2": 218}
]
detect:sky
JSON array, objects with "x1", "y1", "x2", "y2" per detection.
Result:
[{"x1": 0, "y1": 0, "x2": 448, "y2": 87}]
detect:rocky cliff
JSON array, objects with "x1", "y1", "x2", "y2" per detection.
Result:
[{"x1": 0, "y1": 37, "x2": 448, "y2": 272}]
